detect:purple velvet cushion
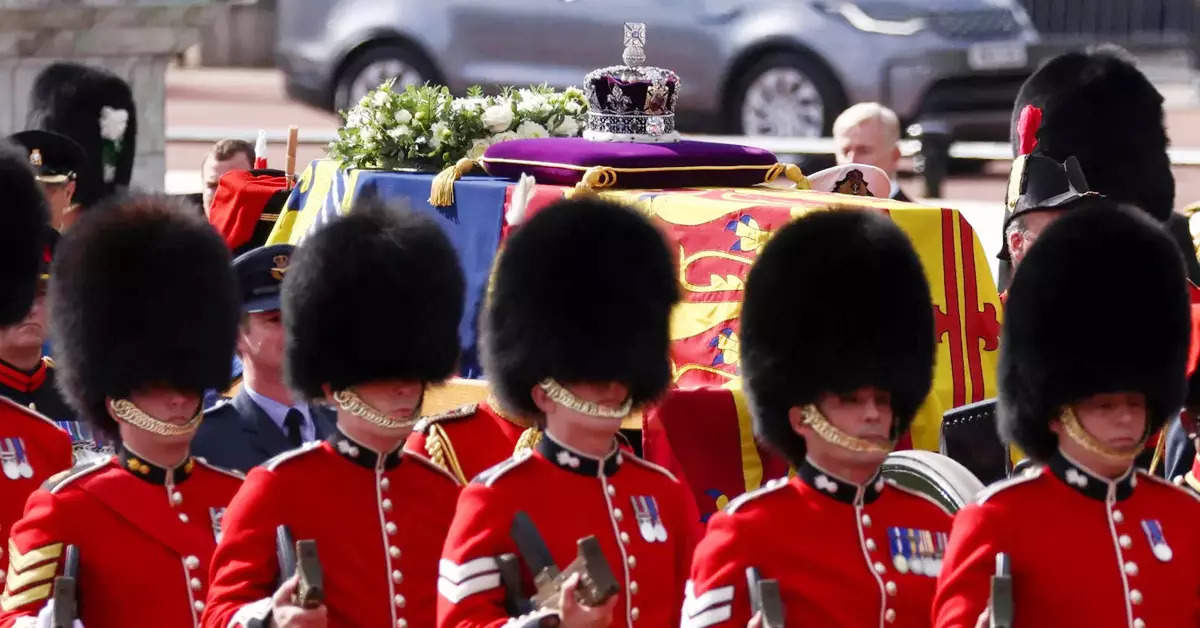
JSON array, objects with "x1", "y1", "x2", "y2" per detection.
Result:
[{"x1": 480, "y1": 137, "x2": 780, "y2": 188}]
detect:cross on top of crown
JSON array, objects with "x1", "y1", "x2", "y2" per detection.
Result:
[{"x1": 623, "y1": 22, "x2": 647, "y2": 67}]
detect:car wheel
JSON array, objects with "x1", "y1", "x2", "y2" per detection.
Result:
[
  {"x1": 728, "y1": 51, "x2": 844, "y2": 137},
  {"x1": 334, "y1": 44, "x2": 437, "y2": 112}
]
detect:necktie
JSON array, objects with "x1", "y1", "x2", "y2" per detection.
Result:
[{"x1": 283, "y1": 408, "x2": 304, "y2": 447}]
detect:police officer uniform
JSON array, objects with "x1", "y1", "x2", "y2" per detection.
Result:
[
  {"x1": 437, "y1": 198, "x2": 701, "y2": 627},
  {"x1": 194, "y1": 245, "x2": 336, "y2": 472},
  {"x1": 0, "y1": 143, "x2": 73, "y2": 579},
  {"x1": 685, "y1": 209, "x2": 951, "y2": 628},
  {"x1": 202, "y1": 203, "x2": 467, "y2": 628},
  {"x1": 0, "y1": 196, "x2": 244, "y2": 627},
  {"x1": 932, "y1": 204, "x2": 1200, "y2": 627}
]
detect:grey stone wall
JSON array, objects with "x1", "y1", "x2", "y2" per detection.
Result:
[{"x1": 0, "y1": 2, "x2": 217, "y2": 192}]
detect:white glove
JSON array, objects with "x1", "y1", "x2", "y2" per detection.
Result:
[{"x1": 28, "y1": 599, "x2": 84, "y2": 628}]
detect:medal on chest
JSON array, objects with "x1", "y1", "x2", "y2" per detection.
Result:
[
  {"x1": 630, "y1": 495, "x2": 668, "y2": 542},
  {"x1": 1140, "y1": 519, "x2": 1173, "y2": 562},
  {"x1": 0, "y1": 437, "x2": 34, "y2": 479},
  {"x1": 887, "y1": 527, "x2": 947, "y2": 577}
]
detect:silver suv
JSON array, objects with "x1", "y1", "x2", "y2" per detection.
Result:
[{"x1": 278, "y1": 0, "x2": 1039, "y2": 140}]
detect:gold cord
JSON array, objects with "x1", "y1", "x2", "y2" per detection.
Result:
[
  {"x1": 1059, "y1": 406, "x2": 1146, "y2": 464},
  {"x1": 108, "y1": 399, "x2": 203, "y2": 437},
  {"x1": 332, "y1": 388, "x2": 421, "y2": 429},
  {"x1": 538, "y1": 378, "x2": 632, "y2": 419},
  {"x1": 799, "y1": 404, "x2": 893, "y2": 454}
]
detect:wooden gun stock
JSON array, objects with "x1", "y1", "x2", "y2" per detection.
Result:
[
  {"x1": 294, "y1": 539, "x2": 324, "y2": 609},
  {"x1": 746, "y1": 567, "x2": 785, "y2": 628},
  {"x1": 989, "y1": 552, "x2": 1013, "y2": 628},
  {"x1": 509, "y1": 510, "x2": 619, "y2": 615},
  {"x1": 50, "y1": 545, "x2": 79, "y2": 628}
]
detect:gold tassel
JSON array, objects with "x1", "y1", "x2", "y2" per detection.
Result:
[
  {"x1": 429, "y1": 158, "x2": 477, "y2": 207},
  {"x1": 571, "y1": 166, "x2": 618, "y2": 197},
  {"x1": 764, "y1": 163, "x2": 811, "y2": 190},
  {"x1": 513, "y1": 427, "x2": 542, "y2": 454},
  {"x1": 425, "y1": 424, "x2": 468, "y2": 484}
]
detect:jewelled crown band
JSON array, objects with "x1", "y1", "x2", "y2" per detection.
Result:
[
  {"x1": 800, "y1": 404, "x2": 894, "y2": 454},
  {"x1": 1059, "y1": 406, "x2": 1146, "y2": 463},
  {"x1": 538, "y1": 378, "x2": 633, "y2": 419},
  {"x1": 108, "y1": 399, "x2": 203, "y2": 437},
  {"x1": 332, "y1": 388, "x2": 422, "y2": 429}
]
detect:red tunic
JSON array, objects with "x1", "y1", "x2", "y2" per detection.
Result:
[
  {"x1": 0, "y1": 450, "x2": 242, "y2": 627},
  {"x1": 685, "y1": 461, "x2": 953, "y2": 627},
  {"x1": 405, "y1": 402, "x2": 536, "y2": 485},
  {"x1": 0, "y1": 398, "x2": 72, "y2": 577},
  {"x1": 437, "y1": 433, "x2": 702, "y2": 628},
  {"x1": 202, "y1": 430, "x2": 462, "y2": 628},
  {"x1": 933, "y1": 451, "x2": 1200, "y2": 627}
]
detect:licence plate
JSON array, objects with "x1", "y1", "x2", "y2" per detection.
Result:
[{"x1": 967, "y1": 42, "x2": 1028, "y2": 70}]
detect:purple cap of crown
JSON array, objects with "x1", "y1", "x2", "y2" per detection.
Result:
[{"x1": 583, "y1": 22, "x2": 681, "y2": 143}]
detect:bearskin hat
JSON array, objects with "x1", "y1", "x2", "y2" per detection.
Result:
[
  {"x1": 0, "y1": 141, "x2": 49, "y2": 326},
  {"x1": 283, "y1": 201, "x2": 465, "y2": 400},
  {"x1": 482, "y1": 197, "x2": 678, "y2": 417},
  {"x1": 49, "y1": 195, "x2": 239, "y2": 439},
  {"x1": 1011, "y1": 48, "x2": 1172, "y2": 222},
  {"x1": 27, "y1": 62, "x2": 137, "y2": 208},
  {"x1": 741, "y1": 209, "x2": 935, "y2": 466},
  {"x1": 998, "y1": 202, "x2": 1189, "y2": 461}
]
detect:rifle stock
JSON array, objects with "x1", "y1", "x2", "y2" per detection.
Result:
[
  {"x1": 989, "y1": 552, "x2": 1013, "y2": 628},
  {"x1": 50, "y1": 545, "x2": 79, "y2": 628},
  {"x1": 509, "y1": 511, "x2": 620, "y2": 614},
  {"x1": 247, "y1": 525, "x2": 324, "y2": 628},
  {"x1": 745, "y1": 567, "x2": 785, "y2": 628}
]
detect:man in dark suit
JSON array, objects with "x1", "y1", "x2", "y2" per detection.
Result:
[
  {"x1": 193, "y1": 244, "x2": 335, "y2": 471},
  {"x1": 833, "y1": 102, "x2": 911, "y2": 202}
]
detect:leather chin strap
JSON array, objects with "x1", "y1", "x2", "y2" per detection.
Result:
[{"x1": 799, "y1": 404, "x2": 894, "y2": 455}]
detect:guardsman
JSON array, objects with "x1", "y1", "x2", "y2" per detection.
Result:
[
  {"x1": 933, "y1": 203, "x2": 1200, "y2": 627},
  {"x1": 202, "y1": 202, "x2": 466, "y2": 627},
  {"x1": 684, "y1": 208, "x2": 950, "y2": 627},
  {"x1": 194, "y1": 244, "x2": 336, "y2": 472},
  {"x1": 405, "y1": 387, "x2": 539, "y2": 485},
  {"x1": 26, "y1": 62, "x2": 136, "y2": 212},
  {"x1": 0, "y1": 143, "x2": 73, "y2": 578},
  {"x1": 7, "y1": 130, "x2": 86, "y2": 233},
  {"x1": 0, "y1": 194, "x2": 243, "y2": 626},
  {"x1": 437, "y1": 198, "x2": 701, "y2": 627}
]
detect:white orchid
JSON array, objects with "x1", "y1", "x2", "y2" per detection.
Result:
[
  {"x1": 99, "y1": 106, "x2": 128, "y2": 142},
  {"x1": 481, "y1": 103, "x2": 514, "y2": 133},
  {"x1": 516, "y1": 121, "x2": 549, "y2": 139},
  {"x1": 430, "y1": 122, "x2": 450, "y2": 149}
]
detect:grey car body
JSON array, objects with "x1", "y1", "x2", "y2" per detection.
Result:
[{"x1": 278, "y1": 0, "x2": 1039, "y2": 140}]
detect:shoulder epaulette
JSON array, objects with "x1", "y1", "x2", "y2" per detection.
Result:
[
  {"x1": 405, "y1": 451, "x2": 463, "y2": 486},
  {"x1": 976, "y1": 467, "x2": 1044, "y2": 504},
  {"x1": 883, "y1": 479, "x2": 955, "y2": 517},
  {"x1": 1137, "y1": 470, "x2": 1200, "y2": 503},
  {"x1": 624, "y1": 454, "x2": 680, "y2": 483},
  {"x1": 412, "y1": 403, "x2": 478, "y2": 434},
  {"x1": 194, "y1": 457, "x2": 246, "y2": 480},
  {"x1": 263, "y1": 441, "x2": 323, "y2": 471},
  {"x1": 725, "y1": 477, "x2": 790, "y2": 514},
  {"x1": 46, "y1": 458, "x2": 110, "y2": 494},
  {"x1": 472, "y1": 448, "x2": 534, "y2": 487}
]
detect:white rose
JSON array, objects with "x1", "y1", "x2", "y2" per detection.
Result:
[
  {"x1": 467, "y1": 138, "x2": 491, "y2": 160},
  {"x1": 452, "y1": 97, "x2": 487, "y2": 113},
  {"x1": 99, "y1": 106, "x2": 128, "y2": 141},
  {"x1": 553, "y1": 117, "x2": 580, "y2": 137},
  {"x1": 516, "y1": 121, "x2": 549, "y2": 139},
  {"x1": 565, "y1": 100, "x2": 582, "y2": 114},
  {"x1": 517, "y1": 94, "x2": 548, "y2": 115},
  {"x1": 387, "y1": 125, "x2": 411, "y2": 140},
  {"x1": 430, "y1": 122, "x2": 450, "y2": 149},
  {"x1": 360, "y1": 127, "x2": 378, "y2": 144},
  {"x1": 490, "y1": 131, "x2": 519, "y2": 144},
  {"x1": 482, "y1": 104, "x2": 514, "y2": 133},
  {"x1": 372, "y1": 90, "x2": 390, "y2": 107},
  {"x1": 394, "y1": 109, "x2": 413, "y2": 125}
]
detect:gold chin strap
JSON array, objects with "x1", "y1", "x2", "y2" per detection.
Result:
[
  {"x1": 333, "y1": 388, "x2": 421, "y2": 429},
  {"x1": 1060, "y1": 406, "x2": 1146, "y2": 464},
  {"x1": 108, "y1": 399, "x2": 203, "y2": 437},
  {"x1": 800, "y1": 404, "x2": 894, "y2": 455},
  {"x1": 538, "y1": 378, "x2": 633, "y2": 419}
]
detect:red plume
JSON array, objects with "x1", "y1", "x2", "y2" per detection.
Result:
[{"x1": 1017, "y1": 104, "x2": 1042, "y2": 156}]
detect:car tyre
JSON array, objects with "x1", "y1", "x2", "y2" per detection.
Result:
[
  {"x1": 333, "y1": 43, "x2": 438, "y2": 112},
  {"x1": 727, "y1": 51, "x2": 844, "y2": 137}
]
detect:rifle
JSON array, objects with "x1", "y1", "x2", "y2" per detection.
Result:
[
  {"x1": 50, "y1": 545, "x2": 79, "y2": 628},
  {"x1": 745, "y1": 567, "x2": 785, "y2": 628},
  {"x1": 497, "y1": 553, "x2": 533, "y2": 617},
  {"x1": 989, "y1": 552, "x2": 1013, "y2": 628},
  {"x1": 247, "y1": 525, "x2": 324, "y2": 628},
  {"x1": 508, "y1": 510, "x2": 620, "y2": 613}
]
